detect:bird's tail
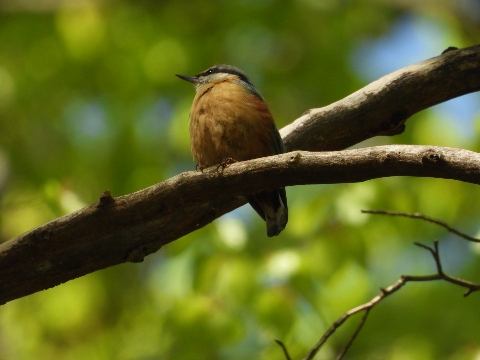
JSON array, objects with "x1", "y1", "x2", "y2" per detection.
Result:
[{"x1": 248, "y1": 188, "x2": 288, "y2": 237}]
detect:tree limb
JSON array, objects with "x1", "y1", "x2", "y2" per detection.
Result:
[
  {"x1": 281, "y1": 44, "x2": 480, "y2": 151},
  {"x1": 0, "y1": 45, "x2": 479, "y2": 304}
]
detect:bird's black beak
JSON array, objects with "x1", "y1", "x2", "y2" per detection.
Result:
[{"x1": 175, "y1": 74, "x2": 198, "y2": 84}]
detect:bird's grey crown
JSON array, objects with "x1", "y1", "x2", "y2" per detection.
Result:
[{"x1": 197, "y1": 64, "x2": 252, "y2": 85}]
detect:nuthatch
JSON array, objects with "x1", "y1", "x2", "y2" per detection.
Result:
[{"x1": 176, "y1": 64, "x2": 288, "y2": 237}]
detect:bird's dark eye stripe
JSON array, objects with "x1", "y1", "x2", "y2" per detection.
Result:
[{"x1": 199, "y1": 68, "x2": 216, "y2": 76}]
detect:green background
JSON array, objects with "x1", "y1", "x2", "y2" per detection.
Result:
[{"x1": 1, "y1": 1, "x2": 480, "y2": 359}]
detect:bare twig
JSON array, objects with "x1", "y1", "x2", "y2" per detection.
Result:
[
  {"x1": 361, "y1": 209, "x2": 480, "y2": 243},
  {"x1": 275, "y1": 339, "x2": 292, "y2": 360},
  {"x1": 335, "y1": 309, "x2": 370, "y2": 360},
  {"x1": 301, "y1": 240, "x2": 480, "y2": 360}
]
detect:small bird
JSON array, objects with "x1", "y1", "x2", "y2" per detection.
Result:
[{"x1": 176, "y1": 64, "x2": 288, "y2": 237}]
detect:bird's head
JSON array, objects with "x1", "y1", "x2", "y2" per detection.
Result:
[{"x1": 176, "y1": 64, "x2": 260, "y2": 96}]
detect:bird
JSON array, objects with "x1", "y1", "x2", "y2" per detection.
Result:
[{"x1": 176, "y1": 64, "x2": 288, "y2": 237}]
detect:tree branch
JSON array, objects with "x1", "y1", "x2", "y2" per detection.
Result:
[
  {"x1": 281, "y1": 44, "x2": 480, "y2": 151},
  {"x1": 275, "y1": 339, "x2": 292, "y2": 360},
  {"x1": 0, "y1": 45, "x2": 479, "y2": 304},
  {"x1": 301, "y1": 240, "x2": 480, "y2": 360},
  {"x1": 361, "y1": 209, "x2": 480, "y2": 243}
]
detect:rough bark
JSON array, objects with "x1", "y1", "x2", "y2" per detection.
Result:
[{"x1": 0, "y1": 45, "x2": 479, "y2": 305}]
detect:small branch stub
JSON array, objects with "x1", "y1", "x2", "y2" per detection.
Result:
[
  {"x1": 422, "y1": 149, "x2": 442, "y2": 165},
  {"x1": 97, "y1": 189, "x2": 115, "y2": 208}
]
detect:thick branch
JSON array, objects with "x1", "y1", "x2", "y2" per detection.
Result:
[
  {"x1": 1, "y1": 145, "x2": 480, "y2": 304},
  {"x1": 0, "y1": 44, "x2": 480, "y2": 304}
]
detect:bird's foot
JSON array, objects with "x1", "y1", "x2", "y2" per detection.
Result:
[
  {"x1": 196, "y1": 164, "x2": 205, "y2": 173},
  {"x1": 217, "y1": 157, "x2": 237, "y2": 172}
]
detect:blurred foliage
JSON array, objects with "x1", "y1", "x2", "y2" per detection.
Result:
[{"x1": 0, "y1": 0, "x2": 480, "y2": 359}]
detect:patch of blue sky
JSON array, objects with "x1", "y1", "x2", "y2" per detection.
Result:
[{"x1": 351, "y1": 15, "x2": 479, "y2": 139}]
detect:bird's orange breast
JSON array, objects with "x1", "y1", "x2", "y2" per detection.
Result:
[{"x1": 189, "y1": 78, "x2": 278, "y2": 168}]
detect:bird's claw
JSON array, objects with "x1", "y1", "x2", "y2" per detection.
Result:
[{"x1": 217, "y1": 157, "x2": 237, "y2": 172}]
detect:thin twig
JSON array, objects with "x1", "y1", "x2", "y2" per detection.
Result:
[
  {"x1": 361, "y1": 209, "x2": 480, "y2": 243},
  {"x1": 274, "y1": 339, "x2": 292, "y2": 360},
  {"x1": 301, "y1": 241, "x2": 480, "y2": 360},
  {"x1": 336, "y1": 308, "x2": 371, "y2": 360}
]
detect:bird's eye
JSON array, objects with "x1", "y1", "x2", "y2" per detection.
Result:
[{"x1": 207, "y1": 69, "x2": 213, "y2": 74}]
